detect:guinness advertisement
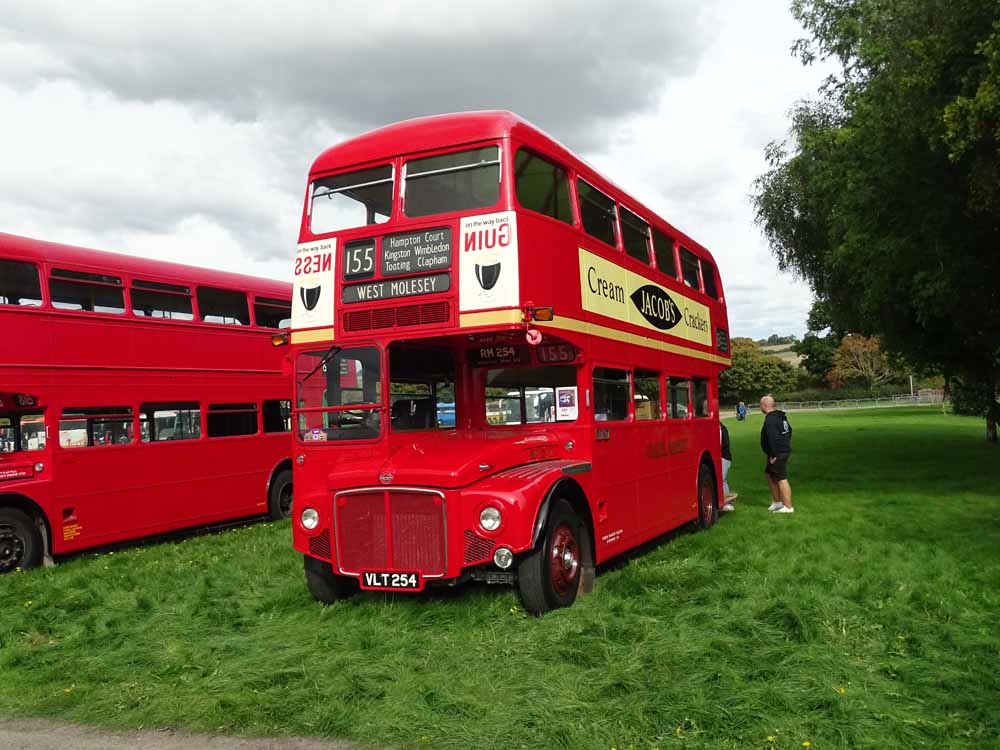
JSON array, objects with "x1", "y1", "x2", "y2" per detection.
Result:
[
  {"x1": 343, "y1": 272, "x2": 450, "y2": 304},
  {"x1": 381, "y1": 228, "x2": 451, "y2": 277},
  {"x1": 578, "y1": 247, "x2": 712, "y2": 346},
  {"x1": 292, "y1": 238, "x2": 336, "y2": 331}
]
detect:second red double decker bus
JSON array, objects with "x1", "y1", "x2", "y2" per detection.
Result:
[
  {"x1": 1, "y1": 234, "x2": 293, "y2": 574},
  {"x1": 290, "y1": 111, "x2": 731, "y2": 613}
]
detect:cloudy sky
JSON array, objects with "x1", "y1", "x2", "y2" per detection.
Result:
[{"x1": 0, "y1": 0, "x2": 831, "y2": 339}]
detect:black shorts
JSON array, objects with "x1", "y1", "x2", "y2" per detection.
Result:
[{"x1": 765, "y1": 455, "x2": 789, "y2": 480}]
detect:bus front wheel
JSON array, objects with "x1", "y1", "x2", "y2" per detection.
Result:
[
  {"x1": 0, "y1": 507, "x2": 43, "y2": 574},
  {"x1": 303, "y1": 554, "x2": 359, "y2": 604},
  {"x1": 517, "y1": 499, "x2": 585, "y2": 615},
  {"x1": 268, "y1": 469, "x2": 293, "y2": 520}
]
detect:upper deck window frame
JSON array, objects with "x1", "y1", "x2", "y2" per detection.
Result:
[
  {"x1": 619, "y1": 205, "x2": 652, "y2": 265},
  {"x1": 679, "y1": 246, "x2": 702, "y2": 291},
  {"x1": 48, "y1": 266, "x2": 126, "y2": 315},
  {"x1": 512, "y1": 147, "x2": 574, "y2": 226},
  {"x1": 577, "y1": 178, "x2": 619, "y2": 250},
  {"x1": 130, "y1": 278, "x2": 194, "y2": 321},
  {"x1": 309, "y1": 162, "x2": 396, "y2": 236},
  {"x1": 401, "y1": 143, "x2": 503, "y2": 219},
  {"x1": 0, "y1": 259, "x2": 44, "y2": 307}
]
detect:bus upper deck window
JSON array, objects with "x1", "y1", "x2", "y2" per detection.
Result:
[
  {"x1": 311, "y1": 164, "x2": 393, "y2": 235},
  {"x1": 49, "y1": 268, "x2": 125, "y2": 314},
  {"x1": 197, "y1": 286, "x2": 250, "y2": 326},
  {"x1": 680, "y1": 248, "x2": 701, "y2": 290},
  {"x1": 653, "y1": 229, "x2": 678, "y2": 279},
  {"x1": 620, "y1": 207, "x2": 651, "y2": 264},
  {"x1": 701, "y1": 259, "x2": 720, "y2": 299},
  {"x1": 0, "y1": 260, "x2": 43, "y2": 306},
  {"x1": 578, "y1": 180, "x2": 617, "y2": 248},
  {"x1": 514, "y1": 149, "x2": 572, "y2": 224},
  {"x1": 404, "y1": 146, "x2": 500, "y2": 218}
]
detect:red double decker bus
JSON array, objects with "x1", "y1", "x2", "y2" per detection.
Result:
[
  {"x1": 289, "y1": 111, "x2": 731, "y2": 613},
  {"x1": 0, "y1": 234, "x2": 294, "y2": 574}
]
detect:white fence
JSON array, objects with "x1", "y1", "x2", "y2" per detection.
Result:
[
  {"x1": 725, "y1": 391, "x2": 946, "y2": 417},
  {"x1": 772, "y1": 390, "x2": 945, "y2": 413}
]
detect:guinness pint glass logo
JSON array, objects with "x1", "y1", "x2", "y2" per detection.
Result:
[
  {"x1": 475, "y1": 253, "x2": 501, "y2": 290},
  {"x1": 630, "y1": 285, "x2": 681, "y2": 331},
  {"x1": 300, "y1": 285, "x2": 322, "y2": 311}
]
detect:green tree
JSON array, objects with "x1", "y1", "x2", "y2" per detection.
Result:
[
  {"x1": 719, "y1": 338, "x2": 800, "y2": 404},
  {"x1": 793, "y1": 301, "x2": 841, "y2": 380},
  {"x1": 753, "y1": 0, "x2": 1000, "y2": 441}
]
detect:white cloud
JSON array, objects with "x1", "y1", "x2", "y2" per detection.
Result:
[{"x1": 0, "y1": 0, "x2": 831, "y2": 338}]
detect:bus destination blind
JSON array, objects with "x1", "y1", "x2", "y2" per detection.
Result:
[
  {"x1": 380, "y1": 228, "x2": 451, "y2": 277},
  {"x1": 342, "y1": 272, "x2": 450, "y2": 303}
]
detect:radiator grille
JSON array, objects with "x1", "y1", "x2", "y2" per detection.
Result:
[
  {"x1": 463, "y1": 530, "x2": 495, "y2": 564},
  {"x1": 335, "y1": 490, "x2": 446, "y2": 576},
  {"x1": 308, "y1": 529, "x2": 331, "y2": 559},
  {"x1": 343, "y1": 301, "x2": 449, "y2": 332}
]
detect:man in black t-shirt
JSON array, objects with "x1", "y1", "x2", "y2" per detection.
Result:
[{"x1": 759, "y1": 395, "x2": 794, "y2": 513}]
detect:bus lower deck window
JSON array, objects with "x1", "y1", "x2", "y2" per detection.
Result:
[
  {"x1": 667, "y1": 379, "x2": 690, "y2": 419},
  {"x1": 593, "y1": 367, "x2": 629, "y2": 421}
]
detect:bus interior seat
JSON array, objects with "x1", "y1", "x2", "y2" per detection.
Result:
[{"x1": 391, "y1": 398, "x2": 434, "y2": 430}]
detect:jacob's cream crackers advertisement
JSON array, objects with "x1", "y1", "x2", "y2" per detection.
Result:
[{"x1": 578, "y1": 247, "x2": 711, "y2": 347}]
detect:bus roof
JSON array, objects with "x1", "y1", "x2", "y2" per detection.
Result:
[
  {"x1": 0, "y1": 232, "x2": 290, "y2": 298},
  {"x1": 310, "y1": 110, "x2": 717, "y2": 264}
]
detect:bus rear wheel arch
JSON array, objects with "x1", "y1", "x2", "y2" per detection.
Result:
[
  {"x1": 0, "y1": 507, "x2": 43, "y2": 574},
  {"x1": 517, "y1": 498, "x2": 591, "y2": 615}
]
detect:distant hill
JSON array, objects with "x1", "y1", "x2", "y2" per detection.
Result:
[{"x1": 761, "y1": 343, "x2": 803, "y2": 366}]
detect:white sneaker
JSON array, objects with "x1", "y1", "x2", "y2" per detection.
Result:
[
  {"x1": 721, "y1": 503, "x2": 735, "y2": 512},
  {"x1": 773, "y1": 506, "x2": 795, "y2": 513},
  {"x1": 768, "y1": 502, "x2": 784, "y2": 511}
]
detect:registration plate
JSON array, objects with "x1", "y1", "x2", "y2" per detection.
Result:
[{"x1": 360, "y1": 571, "x2": 423, "y2": 591}]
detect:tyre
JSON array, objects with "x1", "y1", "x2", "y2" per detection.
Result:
[
  {"x1": 517, "y1": 499, "x2": 587, "y2": 615},
  {"x1": 303, "y1": 554, "x2": 359, "y2": 604},
  {"x1": 268, "y1": 469, "x2": 293, "y2": 520},
  {"x1": 696, "y1": 461, "x2": 718, "y2": 530},
  {"x1": 0, "y1": 507, "x2": 43, "y2": 574}
]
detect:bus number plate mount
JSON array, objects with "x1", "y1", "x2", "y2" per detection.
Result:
[{"x1": 360, "y1": 571, "x2": 423, "y2": 591}]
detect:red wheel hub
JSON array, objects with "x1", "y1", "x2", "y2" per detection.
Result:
[
  {"x1": 548, "y1": 524, "x2": 579, "y2": 596},
  {"x1": 700, "y1": 475, "x2": 715, "y2": 523}
]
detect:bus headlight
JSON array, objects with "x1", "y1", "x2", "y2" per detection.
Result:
[
  {"x1": 300, "y1": 507, "x2": 319, "y2": 530},
  {"x1": 479, "y1": 506, "x2": 502, "y2": 532}
]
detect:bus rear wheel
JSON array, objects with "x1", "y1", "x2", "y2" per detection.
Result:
[
  {"x1": 517, "y1": 499, "x2": 585, "y2": 615},
  {"x1": 0, "y1": 508, "x2": 42, "y2": 574},
  {"x1": 268, "y1": 469, "x2": 293, "y2": 520},
  {"x1": 696, "y1": 461, "x2": 718, "y2": 530},
  {"x1": 303, "y1": 554, "x2": 359, "y2": 604}
]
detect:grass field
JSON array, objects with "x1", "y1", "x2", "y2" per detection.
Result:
[{"x1": 1, "y1": 407, "x2": 998, "y2": 750}]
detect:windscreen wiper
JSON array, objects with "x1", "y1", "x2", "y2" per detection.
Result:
[{"x1": 298, "y1": 345, "x2": 342, "y2": 386}]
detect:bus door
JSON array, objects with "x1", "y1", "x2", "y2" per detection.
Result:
[
  {"x1": 664, "y1": 377, "x2": 696, "y2": 525},
  {"x1": 0, "y1": 394, "x2": 49, "y2": 488},
  {"x1": 631, "y1": 371, "x2": 671, "y2": 536},
  {"x1": 589, "y1": 367, "x2": 639, "y2": 554}
]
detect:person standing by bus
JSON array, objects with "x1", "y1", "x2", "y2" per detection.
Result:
[
  {"x1": 759, "y1": 395, "x2": 793, "y2": 513},
  {"x1": 721, "y1": 422, "x2": 737, "y2": 511}
]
